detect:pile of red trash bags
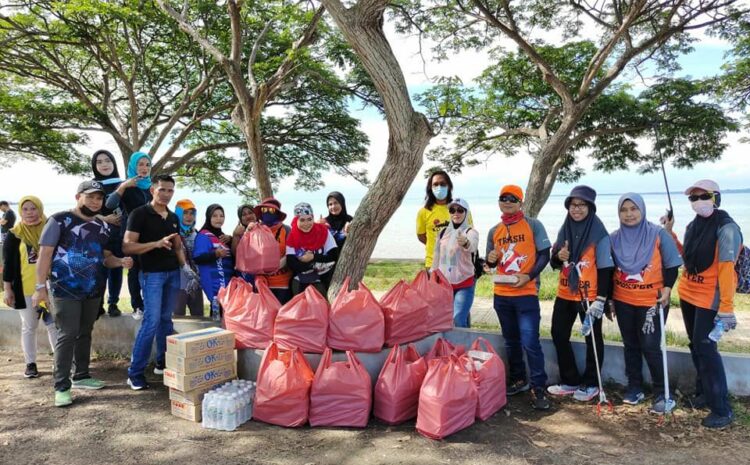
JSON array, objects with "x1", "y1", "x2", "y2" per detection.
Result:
[
  {"x1": 220, "y1": 270, "x2": 506, "y2": 439},
  {"x1": 217, "y1": 270, "x2": 454, "y2": 353},
  {"x1": 252, "y1": 337, "x2": 507, "y2": 439}
]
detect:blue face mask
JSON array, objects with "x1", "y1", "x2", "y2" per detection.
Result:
[
  {"x1": 261, "y1": 212, "x2": 280, "y2": 225},
  {"x1": 432, "y1": 185, "x2": 449, "y2": 201}
]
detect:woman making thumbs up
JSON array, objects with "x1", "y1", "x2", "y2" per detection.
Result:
[{"x1": 547, "y1": 185, "x2": 614, "y2": 402}]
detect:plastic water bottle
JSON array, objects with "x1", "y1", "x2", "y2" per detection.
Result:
[
  {"x1": 211, "y1": 296, "x2": 221, "y2": 321},
  {"x1": 708, "y1": 319, "x2": 724, "y2": 342},
  {"x1": 215, "y1": 395, "x2": 226, "y2": 430},
  {"x1": 581, "y1": 314, "x2": 592, "y2": 337},
  {"x1": 201, "y1": 393, "x2": 212, "y2": 429},
  {"x1": 226, "y1": 394, "x2": 238, "y2": 431}
]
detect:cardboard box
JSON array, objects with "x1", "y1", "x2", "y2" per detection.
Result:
[
  {"x1": 166, "y1": 328, "x2": 235, "y2": 358},
  {"x1": 166, "y1": 349, "x2": 236, "y2": 374},
  {"x1": 171, "y1": 399, "x2": 201, "y2": 422},
  {"x1": 169, "y1": 381, "x2": 225, "y2": 405},
  {"x1": 163, "y1": 362, "x2": 237, "y2": 392}
]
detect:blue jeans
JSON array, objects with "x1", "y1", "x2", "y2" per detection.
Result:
[
  {"x1": 106, "y1": 227, "x2": 124, "y2": 306},
  {"x1": 494, "y1": 294, "x2": 548, "y2": 388},
  {"x1": 681, "y1": 300, "x2": 731, "y2": 417},
  {"x1": 128, "y1": 270, "x2": 180, "y2": 380},
  {"x1": 106, "y1": 267, "x2": 123, "y2": 306},
  {"x1": 453, "y1": 285, "x2": 475, "y2": 328}
]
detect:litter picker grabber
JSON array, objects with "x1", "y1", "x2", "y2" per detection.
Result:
[
  {"x1": 656, "y1": 290, "x2": 677, "y2": 424},
  {"x1": 652, "y1": 123, "x2": 674, "y2": 221},
  {"x1": 579, "y1": 284, "x2": 613, "y2": 416}
]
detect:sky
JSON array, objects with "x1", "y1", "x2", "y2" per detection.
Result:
[{"x1": 0, "y1": 18, "x2": 747, "y2": 211}]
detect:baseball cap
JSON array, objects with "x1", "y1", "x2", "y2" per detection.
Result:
[
  {"x1": 448, "y1": 197, "x2": 470, "y2": 211},
  {"x1": 500, "y1": 185, "x2": 524, "y2": 201},
  {"x1": 684, "y1": 179, "x2": 720, "y2": 195},
  {"x1": 77, "y1": 180, "x2": 105, "y2": 195}
]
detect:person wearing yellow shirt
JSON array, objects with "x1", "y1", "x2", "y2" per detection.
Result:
[
  {"x1": 416, "y1": 170, "x2": 453, "y2": 269},
  {"x1": 2, "y1": 196, "x2": 58, "y2": 379}
]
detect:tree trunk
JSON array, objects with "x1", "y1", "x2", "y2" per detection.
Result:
[
  {"x1": 231, "y1": 102, "x2": 274, "y2": 199},
  {"x1": 322, "y1": 0, "x2": 434, "y2": 297},
  {"x1": 523, "y1": 115, "x2": 581, "y2": 217},
  {"x1": 331, "y1": 115, "x2": 433, "y2": 295}
]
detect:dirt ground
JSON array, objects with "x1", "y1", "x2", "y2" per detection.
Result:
[{"x1": 1, "y1": 349, "x2": 749, "y2": 465}]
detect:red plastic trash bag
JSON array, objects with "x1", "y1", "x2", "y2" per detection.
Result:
[
  {"x1": 411, "y1": 270, "x2": 454, "y2": 333},
  {"x1": 424, "y1": 337, "x2": 465, "y2": 364},
  {"x1": 274, "y1": 285, "x2": 329, "y2": 353},
  {"x1": 416, "y1": 355, "x2": 478, "y2": 440},
  {"x1": 235, "y1": 224, "x2": 281, "y2": 274},
  {"x1": 373, "y1": 344, "x2": 428, "y2": 425},
  {"x1": 217, "y1": 276, "x2": 252, "y2": 316},
  {"x1": 221, "y1": 277, "x2": 281, "y2": 349},
  {"x1": 328, "y1": 277, "x2": 385, "y2": 353},
  {"x1": 253, "y1": 343, "x2": 314, "y2": 427},
  {"x1": 379, "y1": 280, "x2": 429, "y2": 346},
  {"x1": 469, "y1": 337, "x2": 507, "y2": 420},
  {"x1": 309, "y1": 348, "x2": 372, "y2": 427}
]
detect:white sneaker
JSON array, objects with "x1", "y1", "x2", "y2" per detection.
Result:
[
  {"x1": 132, "y1": 309, "x2": 144, "y2": 320},
  {"x1": 547, "y1": 384, "x2": 578, "y2": 396},
  {"x1": 573, "y1": 386, "x2": 600, "y2": 402}
]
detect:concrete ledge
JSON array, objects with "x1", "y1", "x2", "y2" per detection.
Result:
[
  {"x1": 0, "y1": 308, "x2": 214, "y2": 355},
  {"x1": 237, "y1": 328, "x2": 750, "y2": 396},
  {"x1": 2, "y1": 308, "x2": 749, "y2": 395}
]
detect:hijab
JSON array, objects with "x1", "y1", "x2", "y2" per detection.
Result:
[
  {"x1": 200, "y1": 204, "x2": 225, "y2": 238},
  {"x1": 683, "y1": 208, "x2": 734, "y2": 275},
  {"x1": 10, "y1": 196, "x2": 46, "y2": 252},
  {"x1": 324, "y1": 192, "x2": 353, "y2": 233},
  {"x1": 555, "y1": 198, "x2": 609, "y2": 292},
  {"x1": 91, "y1": 150, "x2": 123, "y2": 188},
  {"x1": 237, "y1": 204, "x2": 255, "y2": 227},
  {"x1": 610, "y1": 193, "x2": 661, "y2": 275},
  {"x1": 287, "y1": 203, "x2": 329, "y2": 251},
  {"x1": 175, "y1": 199, "x2": 197, "y2": 235},
  {"x1": 126, "y1": 151, "x2": 152, "y2": 190}
]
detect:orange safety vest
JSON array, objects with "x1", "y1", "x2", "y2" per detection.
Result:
[
  {"x1": 613, "y1": 237, "x2": 663, "y2": 308},
  {"x1": 492, "y1": 219, "x2": 539, "y2": 297},
  {"x1": 557, "y1": 244, "x2": 598, "y2": 302},
  {"x1": 264, "y1": 225, "x2": 292, "y2": 289},
  {"x1": 678, "y1": 245, "x2": 730, "y2": 310}
]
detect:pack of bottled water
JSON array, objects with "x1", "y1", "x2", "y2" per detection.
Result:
[{"x1": 201, "y1": 379, "x2": 256, "y2": 431}]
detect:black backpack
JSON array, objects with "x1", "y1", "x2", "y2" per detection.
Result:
[{"x1": 438, "y1": 227, "x2": 485, "y2": 280}]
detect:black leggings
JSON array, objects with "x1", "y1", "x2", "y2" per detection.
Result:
[{"x1": 551, "y1": 297, "x2": 604, "y2": 387}]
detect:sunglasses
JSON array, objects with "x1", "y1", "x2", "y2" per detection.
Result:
[
  {"x1": 688, "y1": 193, "x2": 714, "y2": 202},
  {"x1": 498, "y1": 195, "x2": 520, "y2": 203},
  {"x1": 260, "y1": 206, "x2": 277, "y2": 214},
  {"x1": 449, "y1": 207, "x2": 466, "y2": 214}
]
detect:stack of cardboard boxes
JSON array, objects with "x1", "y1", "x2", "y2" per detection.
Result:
[{"x1": 163, "y1": 327, "x2": 237, "y2": 422}]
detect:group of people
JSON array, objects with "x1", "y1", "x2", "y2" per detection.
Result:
[
  {"x1": 1, "y1": 150, "x2": 352, "y2": 405},
  {"x1": 0, "y1": 154, "x2": 743, "y2": 430},
  {"x1": 420, "y1": 171, "x2": 742, "y2": 428}
]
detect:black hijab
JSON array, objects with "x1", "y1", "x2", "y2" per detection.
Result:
[
  {"x1": 91, "y1": 150, "x2": 122, "y2": 193},
  {"x1": 325, "y1": 191, "x2": 353, "y2": 232},
  {"x1": 683, "y1": 209, "x2": 734, "y2": 274},
  {"x1": 200, "y1": 204, "x2": 225, "y2": 238},
  {"x1": 237, "y1": 204, "x2": 254, "y2": 227},
  {"x1": 555, "y1": 199, "x2": 609, "y2": 292}
]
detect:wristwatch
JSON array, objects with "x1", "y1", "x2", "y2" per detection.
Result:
[{"x1": 35, "y1": 283, "x2": 47, "y2": 291}]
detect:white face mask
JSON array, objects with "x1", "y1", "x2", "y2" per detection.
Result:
[{"x1": 691, "y1": 199, "x2": 715, "y2": 218}]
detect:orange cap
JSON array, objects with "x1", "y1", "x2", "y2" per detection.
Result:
[
  {"x1": 500, "y1": 185, "x2": 524, "y2": 201},
  {"x1": 175, "y1": 199, "x2": 196, "y2": 211}
]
